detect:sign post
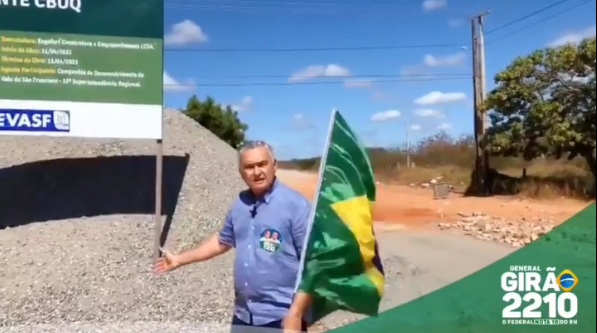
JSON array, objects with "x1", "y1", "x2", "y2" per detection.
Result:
[{"x1": 0, "y1": 0, "x2": 165, "y2": 259}]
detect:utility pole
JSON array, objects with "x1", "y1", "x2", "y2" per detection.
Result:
[
  {"x1": 477, "y1": 15, "x2": 489, "y2": 133},
  {"x1": 471, "y1": 11, "x2": 490, "y2": 195},
  {"x1": 406, "y1": 118, "x2": 411, "y2": 168}
]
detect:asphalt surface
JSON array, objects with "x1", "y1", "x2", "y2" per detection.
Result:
[{"x1": 320, "y1": 228, "x2": 515, "y2": 328}]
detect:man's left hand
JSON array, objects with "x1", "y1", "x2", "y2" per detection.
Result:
[{"x1": 282, "y1": 313, "x2": 303, "y2": 333}]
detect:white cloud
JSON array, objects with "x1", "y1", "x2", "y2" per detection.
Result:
[
  {"x1": 344, "y1": 79, "x2": 373, "y2": 89},
  {"x1": 548, "y1": 26, "x2": 596, "y2": 47},
  {"x1": 401, "y1": 51, "x2": 464, "y2": 76},
  {"x1": 423, "y1": 0, "x2": 447, "y2": 11},
  {"x1": 292, "y1": 113, "x2": 314, "y2": 131},
  {"x1": 448, "y1": 19, "x2": 463, "y2": 28},
  {"x1": 371, "y1": 110, "x2": 400, "y2": 122},
  {"x1": 165, "y1": 20, "x2": 208, "y2": 46},
  {"x1": 413, "y1": 108, "x2": 444, "y2": 118},
  {"x1": 288, "y1": 64, "x2": 351, "y2": 83},
  {"x1": 414, "y1": 91, "x2": 466, "y2": 106},
  {"x1": 371, "y1": 91, "x2": 392, "y2": 103},
  {"x1": 410, "y1": 124, "x2": 422, "y2": 131},
  {"x1": 230, "y1": 96, "x2": 254, "y2": 112},
  {"x1": 163, "y1": 71, "x2": 194, "y2": 92},
  {"x1": 163, "y1": 72, "x2": 178, "y2": 87},
  {"x1": 437, "y1": 122, "x2": 452, "y2": 130},
  {"x1": 424, "y1": 52, "x2": 466, "y2": 67}
]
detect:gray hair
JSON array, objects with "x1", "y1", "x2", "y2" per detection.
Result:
[{"x1": 238, "y1": 140, "x2": 276, "y2": 162}]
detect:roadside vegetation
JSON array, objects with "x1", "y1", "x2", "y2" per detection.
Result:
[
  {"x1": 277, "y1": 131, "x2": 592, "y2": 200},
  {"x1": 280, "y1": 38, "x2": 596, "y2": 201},
  {"x1": 178, "y1": 38, "x2": 595, "y2": 201}
]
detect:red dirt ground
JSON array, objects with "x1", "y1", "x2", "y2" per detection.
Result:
[{"x1": 277, "y1": 170, "x2": 590, "y2": 230}]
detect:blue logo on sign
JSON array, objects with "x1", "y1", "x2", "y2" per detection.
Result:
[{"x1": 0, "y1": 109, "x2": 70, "y2": 132}]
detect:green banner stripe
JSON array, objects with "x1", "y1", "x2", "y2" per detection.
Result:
[
  {"x1": 0, "y1": 0, "x2": 164, "y2": 39},
  {"x1": 0, "y1": 31, "x2": 162, "y2": 105},
  {"x1": 324, "y1": 112, "x2": 377, "y2": 202},
  {"x1": 300, "y1": 200, "x2": 381, "y2": 317}
]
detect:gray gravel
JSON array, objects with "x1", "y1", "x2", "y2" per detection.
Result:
[
  {"x1": 0, "y1": 110, "x2": 244, "y2": 331},
  {"x1": 317, "y1": 228, "x2": 515, "y2": 330}
]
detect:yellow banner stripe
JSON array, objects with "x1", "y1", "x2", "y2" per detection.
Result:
[{"x1": 331, "y1": 195, "x2": 385, "y2": 295}]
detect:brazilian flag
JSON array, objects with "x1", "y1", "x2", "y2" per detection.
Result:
[{"x1": 296, "y1": 110, "x2": 385, "y2": 323}]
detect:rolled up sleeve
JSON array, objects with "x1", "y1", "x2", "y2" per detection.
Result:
[
  {"x1": 219, "y1": 212, "x2": 235, "y2": 247},
  {"x1": 291, "y1": 200, "x2": 312, "y2": 258}
]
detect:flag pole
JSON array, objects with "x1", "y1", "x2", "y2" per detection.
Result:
[{"x1": 294, "y1": 108, "x2": 338, "y2": 291}]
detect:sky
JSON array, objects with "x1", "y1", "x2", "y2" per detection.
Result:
[{"x1": 162, "y1": 0, "x2": 596, "y2": 160}]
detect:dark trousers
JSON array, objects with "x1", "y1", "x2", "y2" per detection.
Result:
[{"x1": 231, "y1": 315, "x2": 307, "y2": 333}]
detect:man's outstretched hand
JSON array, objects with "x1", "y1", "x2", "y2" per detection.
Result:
[
  {"x1": 284, "y1": 291, "x2": 312, "y2": 333},
  {"x1": 154, "y1": 248, "x2": 181, "y2": 274},
  {"x1": 282, "y1": 312, "x2": 304, "y2": 333}
]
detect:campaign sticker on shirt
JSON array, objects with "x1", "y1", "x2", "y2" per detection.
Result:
[{"x1": 259, "y1": 228, "x2": 282, "y2": 253}]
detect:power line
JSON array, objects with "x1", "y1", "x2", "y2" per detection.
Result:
[
  {"x1": 158, "y1": 1, "x2": 591, "y2": 88},
  {"x1": 164, "y1": 1, "x2": 424, "y2": 19},
  {"x1": 164, "y1": 75, "x2": 471, "y2": 88},
  {"x1": 485, "y1": 0, "x2": 573, "y2": 35},
  {"x1": 165, "y1": 0, "x2": 419, "y2": 13},
  {"x1": 165, "y1": 43, "x2": 465, "y2": 52},
  {"x1": 232, "y1": 72, "x2": 470, "y2": 79},
  {"x1": 163, "y1": 1, "x2": 461, "y2": 52},
  {"x1": 163, "y1": 0, "x2": 586, "y2": 53},
  {"x1": 167, "y1": 0, "x2": 412, "y2": 7},
  {"x1": 486, "y1": 0, "x2": 593, "y2": 44}
]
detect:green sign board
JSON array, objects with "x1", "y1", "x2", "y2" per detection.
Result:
[{"x1": 0, "y1": 0, "x2": 164, "y2": 139}]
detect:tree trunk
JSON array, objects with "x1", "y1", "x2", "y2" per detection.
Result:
[{"x1": 585, "y1": 153, "x2": 596, "y2": 180}]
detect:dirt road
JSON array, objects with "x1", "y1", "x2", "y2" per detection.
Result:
[
  {"x1": 320, "y1": 228, "x2": 515, "y2": 328},
  {"x1": 277, "y1": 169, "x2": 587, "y2": 329},
  {"x1": 277, "y1": 169, "x2": 588, "y2": 229}
]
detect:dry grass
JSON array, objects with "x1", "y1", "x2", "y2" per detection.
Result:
[
  {"x1": 278, "y1": 133, "x2": 595, "y2": 201},
  {"x1": 377, "y1": 162, "x2": 593, "y2": 200},
  {"x1": 488, "y1": 163, "x2": 592, "y2": 200}
]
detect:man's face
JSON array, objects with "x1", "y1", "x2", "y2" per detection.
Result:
[{"x1": 239, "y1": 146, "x2": 277, "y2": 195}]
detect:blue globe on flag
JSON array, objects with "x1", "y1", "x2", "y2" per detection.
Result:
[{"x1": 559, "y1": 273, "x2": 576, "y2": 289}]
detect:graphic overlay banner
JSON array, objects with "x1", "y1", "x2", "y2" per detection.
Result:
[
  {"x1": 0, "y1": 0, "x2": 164, "y2": 139},
  {"x1": 329, "y1": 204, "x2": 596, "y2": 333}
]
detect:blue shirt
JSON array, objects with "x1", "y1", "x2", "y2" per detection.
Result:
[{"x1": 219, "y1": 179, "x2": 312, "y2": 325}]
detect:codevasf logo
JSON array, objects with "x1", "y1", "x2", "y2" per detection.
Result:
[
  {"x1": 0, "y1": 109, "x2": 70, "y2": 132},
  {"x1": 501, "y1": 266, "x2": 579, "y2": 326}
]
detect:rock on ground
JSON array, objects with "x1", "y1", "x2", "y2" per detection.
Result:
[{"x1": 438, "y1": 212, "x2": 555, "y2": 247}]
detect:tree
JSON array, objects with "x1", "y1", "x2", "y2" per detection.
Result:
[
  {"x1": 184, "y1": 95, "x2": 248, "y2": 149},
  {"x1": 484, "y1": 37, "x2": 596, "y2": 178}
]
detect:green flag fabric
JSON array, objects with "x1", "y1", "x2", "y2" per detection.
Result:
[{"x1": 296, "y1": 110, "x2": 385, "y2": 323}]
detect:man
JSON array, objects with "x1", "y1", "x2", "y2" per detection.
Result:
[{"x1": 155, "y1": 140, "x2": 313, "y2": 333}]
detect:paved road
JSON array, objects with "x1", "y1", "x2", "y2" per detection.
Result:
[{"x1": 320, "y1": 228, "x2": 515, "y2": 328}]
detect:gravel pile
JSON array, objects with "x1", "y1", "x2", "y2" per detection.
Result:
[
  {"x1": 0, "y1": 109, "x2": 245, "y2": 331},
  {"x1": 0, "y1": 110, "x2": 411, "y2": 333},
  {"x1": 438, "y1": 212, "x2": 555, "y2": 247}
]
